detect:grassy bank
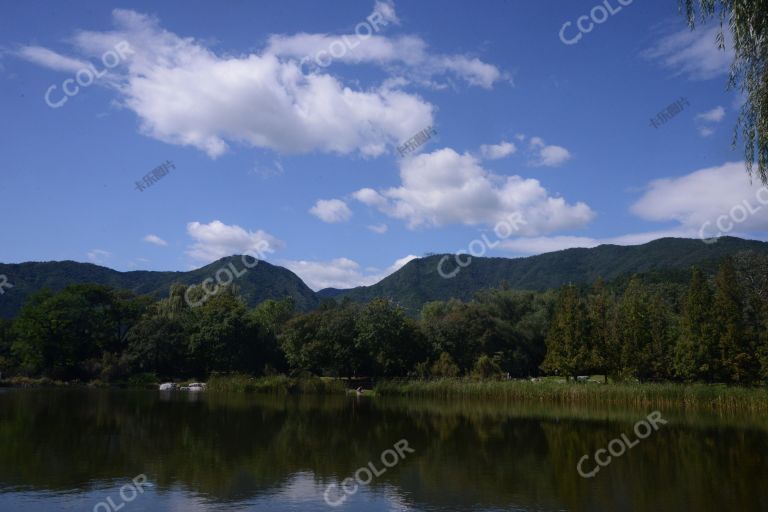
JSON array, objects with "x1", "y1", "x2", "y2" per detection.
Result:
[
  {"x1": 207, "y1": 374, "x2": 347, "y2": 395},
  {"x1": 374, "y1": 379, "x2": 768, "y2": 413}
]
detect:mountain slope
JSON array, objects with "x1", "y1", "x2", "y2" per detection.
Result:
[
  {"x1": 319, "y1": 237, "x2": 768, "y2": 311},
  {"x1": 3, "y1": 237, "x2": 767, "y2": 318},
  {"x1": 0, "y1": 256, "x2": 317, "y2": 318}
]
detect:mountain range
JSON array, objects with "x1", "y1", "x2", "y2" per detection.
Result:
[{"x1": 1, "y1": 236, "x2": 766, "y2": 318}]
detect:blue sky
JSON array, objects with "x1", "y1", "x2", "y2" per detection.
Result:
[{"x1": 1, "y1": 0, "x2": 766, "y2": 290}]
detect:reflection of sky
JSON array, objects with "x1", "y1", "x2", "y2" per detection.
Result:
[{"x1": 0, "y1": 472, "x2": 420, "y2": 512}]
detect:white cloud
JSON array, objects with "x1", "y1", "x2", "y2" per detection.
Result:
[
  {"x1": 16, "y1": 46, "x2": 88, "y2": 73},
  {"x1": 696, "y1": 106, "x2": 726, "y2": 123},
  {"x1": 500, "y1": 161, "x2": 768, "y2": 256},
  {"x1": 309, "y1": 199, "x2": 352, "y2": 223},
  {"x1": 373, "y1": 0, "x2": 400, "y2": 25},
  {"x1": 697, "y1": 126, "x2": 715, "y2": 137},
  {"x1": 185, "y1": 220, "x2": 283, "y2": 263},
  {"x1": 528, "y1": 136, "x2": 571, "y2": 167},
  {"x1": 264, "y1": 0, "x2": 504, "y2": 89},
  {"x1": 18, "y1": 8, "x2": 438, "y2": 158},
  {"x1": 87, "y1": 249, "x2": 112, "y2": 264},
  {"x1": 479, "y1": 141, "x2": 516, "y2": 160},
  {"x1": 631, "y1": 161, "x2": 768, "y2": 235},
  {"x1": 143, "y1": 234, "x2": 168, "y2": 246},
  {"x1": 643, "y1": 24, "x2": 733, "y2": 80},
  {"x1": 367, "y1": 223, "x2": 388, "y2": 234},
  {"x1": 353, "y1": 147, "x2": 594, "y2": 233},
  {"x1": 282, "y1": 254, "x2": 417, "y2": 290}
]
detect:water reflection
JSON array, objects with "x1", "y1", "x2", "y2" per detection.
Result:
[{"x1": 0, "y1": 389, "x2": 766, "y2": 511}]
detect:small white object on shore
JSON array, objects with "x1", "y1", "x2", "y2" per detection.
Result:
[{"x1": 158, "y1": 382, "x2": 206, "y2": 391}]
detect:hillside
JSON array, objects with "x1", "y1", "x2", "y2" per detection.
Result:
[
  {"x1": 0, "y1": 256, "x2": 318, "y2": 319},
  {"x1": 318, "y1": 237, "x2": 768, "y2": 311},
  {"x1": 2, "y1": 237, "x2": 767, "y2": 318}
]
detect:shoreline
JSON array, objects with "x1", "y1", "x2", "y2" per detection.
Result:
[{"x1": 4, "y1": 375, "x2": 768, "y2": 413}]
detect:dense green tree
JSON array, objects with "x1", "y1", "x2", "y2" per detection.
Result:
[
  {"x1": 419, "y1": 300, "x2": 491, "y2": 372},
  {"x1": 11, "y1": 285, "x2": 146, "y2": 380},
  {"x1": 713, "y1": 257, "x2": 756, "y2": 382},
  {"x1": 616, "y1": 277, "x2": 655, "y2": 381},
  {"x1": 646, "y1": 292, "x2": 675, "y2": 381},
  {"x1": 471, "y1": 354, "x2": 504, "y2": 380},
  {"x1": 280, "y1": 300, "x2": 360, "y2": 377},
  {"x1": 356, "y1": 299, "x2": 425, "y2": 377},
  {"x1": 541, "y1": 285, "x2": 590, "y2": 379},
  {"x1": 187, "y1": 290, "x2": 262, "y2": 376},
  {"x1": 674, "y1": 268, "x2": 716, "y2": 381},
  {"x1": 586, "y1": 279, "x2": 612, "y2": 380},
  {"x1": 430, "y1": 352, "x2": 461, "y2": 378}
]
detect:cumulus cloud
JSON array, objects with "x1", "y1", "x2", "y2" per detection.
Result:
[
  {"x1": 282, "y1": 254, "x2": 417, "y2": 290},
  {"x1": 499, "y1": 161, "x2": 768, "y2": 256},
  {"x1": 15, "y1": 2, "x2": 507, "y2": 158},
  {"x1": 353, "y1": 147, "x2": 594, "y2": 233},
  {"x1": 310, "y1": 199, "x2": 353, "y2": 223},
  {"x1": 143, "y1": 234, "x2": 168, "y2": 246},
  {"x1": 631, "y1": 161, "x2": 768, "y2": 236},
  {"x1": 16, "y1": 7, "x2": 440, "y2": 158},
  {"x1": 528, "y1": 136, "x2": 571, "y2": 167},
  {"x1": 266, "y1": 0, "x2": 505, "y2": 91},
  {"x1": 185, "y1": 220, "x2": 283, "y2": 263},
  {"x1": 479, "y1": 141, "x2": 516, "y2": 160},
  {"x1": 643, "y1": 24, "x2": 733, "y2": 80}
]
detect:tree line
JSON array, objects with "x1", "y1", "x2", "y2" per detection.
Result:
[{"x1": 1, "y1": 253, "x2": 767, "y2": 385}]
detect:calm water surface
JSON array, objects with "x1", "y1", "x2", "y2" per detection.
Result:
[{"x1": 1, "y1": 388, "x2": 767, "y2": 511}]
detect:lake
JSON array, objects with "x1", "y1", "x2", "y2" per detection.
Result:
[{"x1": 1, "y1": 388, "x2": 767, "y2": 511}]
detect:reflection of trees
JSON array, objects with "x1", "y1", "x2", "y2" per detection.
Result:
[{"x1": 1, "y1": 390, "x2": 767, "y2": 511}]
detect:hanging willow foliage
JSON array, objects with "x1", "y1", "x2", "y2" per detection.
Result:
[{"x1": 681, "y1": 0, "x2": 768, "y2": 184}]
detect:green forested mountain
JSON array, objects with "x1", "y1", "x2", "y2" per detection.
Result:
[
  {"x1": 2, "y1": 237, "x2": 767, "y2": 318},
  {"x1": 0, "y1": 257, "x2": 318, "y2": 318},
  {"x1": 319, "y1": 237, "x2": 768, "y2": 312}
]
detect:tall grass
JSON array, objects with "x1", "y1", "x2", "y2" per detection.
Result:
[
  {"x1": 207, "y1": 374, "x2": 347, "y2": 395},
  {"x1": 375, "y1": 379, "x2": 768, "y2": 414}
]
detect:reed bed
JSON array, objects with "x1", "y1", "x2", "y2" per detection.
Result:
[{"x1": 374, "y1": 379, "x2": 768, "y2": 414}]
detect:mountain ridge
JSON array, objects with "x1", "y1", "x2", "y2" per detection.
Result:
[{"x1": 2, "y1": 236, "x2": 767, "y2": 318}]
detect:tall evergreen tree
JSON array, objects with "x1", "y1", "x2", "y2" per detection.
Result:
[
  {"x1": 586, "y1": 279, "x2": 612, "y2": 382},
  {"x1": 713, "y1": 257, "x2": 755, "y2": 382},
  {"x1": 674, "y1": 268, "x2": 716, "y2": 381},
  {"x1": 541, "y1": 285, "x2": 589, "y2": 379},
  {"x1": 616, "y1": 277, "x2": 654, "y2": 381}
]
